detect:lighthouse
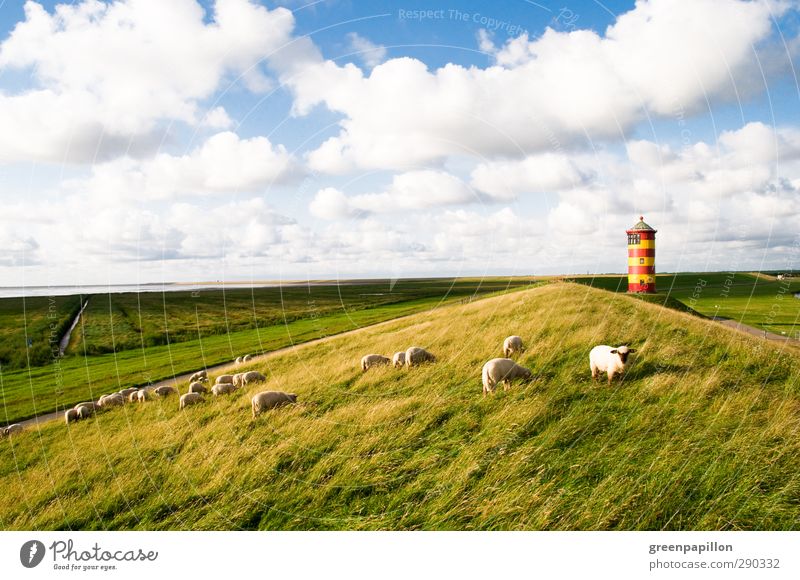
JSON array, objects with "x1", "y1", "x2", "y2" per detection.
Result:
[{"x1": 626, "y1": 216, "x2": 657, "y2": 293}]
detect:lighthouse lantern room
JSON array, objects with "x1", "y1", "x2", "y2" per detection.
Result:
[{"x1": 627, "y1": 216, "x2": 657, "y2": 293}]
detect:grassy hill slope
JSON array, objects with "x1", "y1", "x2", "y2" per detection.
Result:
[{"x1": 1, "y1": 282, "x2": 798, "y2": 530}]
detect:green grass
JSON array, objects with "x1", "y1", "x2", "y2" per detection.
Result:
[
  {"x1": 0, "y1": 279, "x2": 535, "y2": 424},
  {"x1": 568, "y1": 273, "x2": 800, "y2": 337},
  {"x1": 1, "y1": 282, "x2": 798, "y2": 530},
  {"x1": 0, "y1": 295, "x2": 82, "y2": 369}
]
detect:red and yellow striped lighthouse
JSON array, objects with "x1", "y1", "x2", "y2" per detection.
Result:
[{"x1": 627, "y1": 216, "x2": 657, "y2": 293}]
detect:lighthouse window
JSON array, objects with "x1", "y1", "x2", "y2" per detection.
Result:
[
  {"x1": 627, "y1": 233, "x2": 641, "y2": 245},
  {"x1": 639, "y1": 258, "x2": 645, "y2": 264}
]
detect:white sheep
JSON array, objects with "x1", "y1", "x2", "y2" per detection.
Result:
[
  {"x1": 188, "y1": 382, "x2": 208, "y2": 394},
  {"x1": 502, "y1": 335, "x2": 526, "y2": 357},
  {"x1": 392, "y1": 351, "x2": 406, "y2": 368},
  {"x1": 242, "y1": 354, "x2": 253, "y2": 362},
  {"x1": 118, "y1": 387, "x2": 138, "y2": 400},
  {"x1": 128, "y1": 391, "x2": 139, "y2": 403},
  {"x1": 153, "y1": 385, "x2": 178, "y2": 397},
  {"x1": 179, "y1": 392, "x2": 204, "y2": 410},
  {"x1": 481, "y1": 358, "x2": 533, "y2": 396},
  {"x1": 235, "y1": 356, "x2": 243, "y2": 365},
  {"x1": 73, "y1": 401, "x2": 101, "y2": 412},
  {"x1": 188, "y1": 370, "x2": 208, "y2": 383},
  {"x1": 212, "y1": 382, "x2": 237, "y2": 396},
  {"x1": 241, "y1": 371, "x2": 267, "y2": 385},
  {"x1": 3, "y1": 424, "x2": 23, "y2": 436},
  {"x1": 99, "y1": 393, "x2": 124, "y2": 409},
  {"x1": 251, "y1": 391, "x2": 297, "y2": 418},
  {"x1": 232, "y1": 373, "x2": 244, "y2": 387},
  {"x1": 589, "y1": 345, "x2": 636, "y2": 385},
  {"x1": 215, "y1": 374, "x2": 235, "y2": 385},
  {"x1": 65, "y1": 408, "x2": 79, "y2": 424},
  {"x1": 135, "y1": 389, "x2": 149, "y2": 403},
  {"x1": 361, "y1": 354, "x2": 390, "y2": 371},
  {"x1": 76, "y1": 405, "x2": 95, "y2": 420},
  {"x1": 405, "y1": 346, "x2": 436, "y2": 367}
]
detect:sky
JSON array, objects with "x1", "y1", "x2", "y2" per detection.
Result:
[{"x1": 0, "y1": 0, "x2": 798, "y2": 286}]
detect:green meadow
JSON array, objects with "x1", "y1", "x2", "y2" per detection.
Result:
[{"x1": 1, "y1": 283, "x2": 798, "y2": 530}]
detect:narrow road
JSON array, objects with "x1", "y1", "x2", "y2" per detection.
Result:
[{"x1": 711, "y1": 316, "x2": 799, "y2": 344}]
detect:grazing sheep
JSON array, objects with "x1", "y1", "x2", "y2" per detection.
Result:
[
  {"x1": 188, "y1": 382, "x2": 208, "y2": 394},
  {"x1": 76, "y1": 405, "x2": 95, "y2": 420},
  {"x1": 232, "y1": 373, "x2": 244, "y2": 387},
  {"x1": 99, "y1": 393, "x2": 125, "y2": 409},
  {"x1": 118, "y1": 387, "x2": 137, "y2": 400},
  {"x1": 405, "y1": 346, "x2": 436, "y2": 367},
  {"x1": 73, "y1": 401, "x2": 101, "y2": 412},
  {"x1": 65, "y1": 408, "x2": 79, "y2": 424},
  {"x1": 3, "y1": 424, "x2": 23, "y2": 437},
  {"x1": 179, "y1": 392, "x2": 204, "y2": 410},
  {"x1": 128, "y1": 391, "x2": 139, "y2": 403},
  {"x1": 502, "y1": 335, "x2": 526, "y2": 358},
  {"x1": 481, "y1": 358, "x2": 533, "y2": 396},
  {"x1": 241, "y1": 370, "x2": 267, "y2": 385},
  {"x1": 188, "y1": 370, "x2": 207, "y2": 383},
  {"x1": 215, "y1": 374, "x2": 234, "y2": 385},
  {"x1": 153, "y1": 385, "x2": 179, "y2": 397},
  {"x1": 242, "y1": 354, "x2": 253, "y2": 362},
  {"x1": 251, "y1": 391, "x2": 297, "y2": 418},
  {"x1": 235, "y1": 356, "x2": 243, "y2": 365},
  {"x1": 392, "y1": 351, "x2": 406, "y2": 368},
  {"x1": 135, "y1": 389, "x2": 149, "y2": 403},
  {"x1": 212, "y1": 382, "x2": 237, "y2": 396},
  {"x1": 361, "y1": 354, "x2": 391, "y2": 371},
  {"x1": 589, "y1": 345, "x2": 636, "y2": 385}
]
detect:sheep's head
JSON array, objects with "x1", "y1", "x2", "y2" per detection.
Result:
[
  {"x1": 610, "y1": 346, "x2": 636, "y2": 364},
  {"x1": 520, "y1": 367, "x2": 533, "y2": 380},
  {"x1": 288, "y1": 394, "x2": 298, "y2": 403}
]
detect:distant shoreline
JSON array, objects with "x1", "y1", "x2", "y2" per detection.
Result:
[{"x1": 0, "y1": 276, "x2": 543, "y2": 299}]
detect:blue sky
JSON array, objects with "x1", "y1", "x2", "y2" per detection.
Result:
[{"x1": 0, "y1": 0, "x2": 798, "y2": 285}]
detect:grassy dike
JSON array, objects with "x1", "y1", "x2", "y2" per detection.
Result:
[{"x1": 0, "y1": 282, "x2": 798, "y2": 530}]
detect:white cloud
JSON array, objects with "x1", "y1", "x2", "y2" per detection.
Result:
[
  {"x1": 201, "y1": 106, "x2": 235, "y2": 130},
  {"x1": 346, "y1": 32, "x2": 387, "y2": 69},
  {"x1": 0, "y1": 0, "x2": 295, "y2": 163},
  {"x1": 0, "y1": 231, "x2": 40, "y2": 266},
  {"x1": 310, "y1": 170, "x2": 476, "y2": 220},
  {"x1": 72, "y1": 132, "x2": 302, "y2": 201},
  {"x1": 470, "y1": 154, "x2": 588, "y2": 199},
  {"x1": 309, "y1": 187, "x2": 362, "y2": 220},
  {"x1": 279, "y1": 0, "x2": 789, "y2": 173}
]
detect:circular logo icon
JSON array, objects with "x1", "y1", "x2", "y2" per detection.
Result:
[{"x1": 20, "y1": 540, "x2": 46, "y2": 568}]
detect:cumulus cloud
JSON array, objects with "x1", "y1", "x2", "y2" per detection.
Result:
[
  {"x1": 0, "y1": 0, "x2": 295, "y2": 163},
  {"x1": 278, "y1": 0, "x2": 791, "y2": 173},
  {"x1": 309, "y1": 187, "x2": 362, "y2": 220},
  {"x1": 470, "y1": 154, "x2": 589, "y2": 199},
  {"x1": 346, "y1": 32, "x2": 387, "y2": 69},
  {"x1": 310, "y1": 170, "x2": 477, "y2": 220},
  {"x1": 71, "y1": 132, "x2": 302, "y2": 201},
  {"x1": 0, "y1": 232, "x2": 40, "y2": 266}
]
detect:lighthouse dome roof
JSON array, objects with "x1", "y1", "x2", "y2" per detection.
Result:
[{"x1": 629, "y1": 216, "x2": 656, "y2": 231}]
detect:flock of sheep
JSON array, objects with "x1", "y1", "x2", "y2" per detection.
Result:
[
  {"x1": 361, "y1": 337, "x2": 636, "y2": 396},
  {"x1": 0, "y1": 338, "x2": 637, "y2": 438},
  {"x1": 56, "y1": 353, "x2": 299, "y2": 427}
]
